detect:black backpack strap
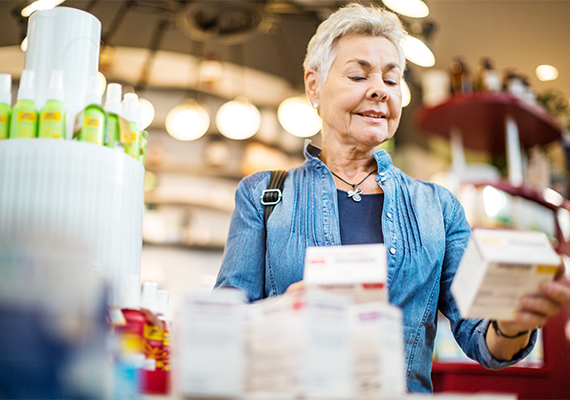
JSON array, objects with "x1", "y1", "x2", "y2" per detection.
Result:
[{"x1": 261, "y1": 170, "x2": 288, "y2": 227}]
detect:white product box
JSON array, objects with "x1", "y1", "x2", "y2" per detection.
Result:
[
  {"x1": 304, "y1": 244, "x2": 388, "y2": 304},
  {"x1": 351, "y1": 302, "x2": 407, "y2": 397},
  {"x1": 246, "y1": 291, "x2": 353, "y2": 399},
  {"x1": 174, "y1": 288, "x2": 246, "y2": 398},
  {"x1": 451, "y1": 228, "x2": 561, "y2": 320}
]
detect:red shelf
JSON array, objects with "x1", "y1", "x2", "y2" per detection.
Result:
[{"x1": 416, "y1": 92, "x2": 563, "y2": 154}]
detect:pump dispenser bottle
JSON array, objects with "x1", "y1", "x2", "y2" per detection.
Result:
[
  {"x1": 38, "y1": 70, "x2": 66, "y2": 139},
  {"x1": 10, "y1": 69, "x2": 38, "y2": 138},
  {"x1": 73, "y1": 75, "x2": 106, "y2": 145},
  {"x1": 122, "y1": 93, "x2": 141, "y2": 159},
  {"x1": 104, "y1": 83, "x2": 127, "y2": 150},
  {"x1": 0, "y1": 73, "x2": 11, "y2": 140},
  {"x1": 140, "y1": 281, "x2": 165, "y2": 394},
  {"x1": 115, "y1": 275, "x2": 146, "y2": 398}
]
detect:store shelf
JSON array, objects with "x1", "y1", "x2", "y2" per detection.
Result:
[{"x1": 416, "y1": 92, "x2": 563, "y2": 154}]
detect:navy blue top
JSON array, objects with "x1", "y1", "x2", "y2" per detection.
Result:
[{"x1": 337, "y1": 189, "x2": 384, "y2": 245}]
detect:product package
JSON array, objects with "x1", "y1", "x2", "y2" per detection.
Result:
[
  {"x1": 451, "y1": 228, "x2": 561, "y2": 320},
  {"x1": 246, "y1": 290, "x2": 353, "y2": 399},
  {"x1": 174, "y1": 288, "x2": 246, "y2": 399},
  {"x1": 304, "y1": 243, "x2": 388, "y2": 304},
  {"x1": 350, "y1": 302, "x2": 406, "y2": 397}
]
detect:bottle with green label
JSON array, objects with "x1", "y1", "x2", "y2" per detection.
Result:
[
  {"x1": 139, "y1": 130, "x2": 149, "y2": 167},
  {"x1": 73, "y1": 75, "x2": 106, "y2": 145},
  {"x1": 122, "y1": 93, "x2": 140, "y2": 160},
  {"x1": 103, "y1": 83, "x2": 123, "y2": 149},
  {"x1": 9, "y1": 69, "x2": 38, "y2": 139},
  {"x1": 0, "y1": 73, "x2": 11, "y2": 140},
  {"x1": 38, "y1": 70, "x2": 66, "y2": 140}
]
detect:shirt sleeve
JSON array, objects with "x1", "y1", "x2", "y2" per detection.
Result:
[
  {"x1": 214, "y1": 172, "x2": 270, "y2": 303},
  {"x1": 437, "y1": 192, "x2": 537, "y2": 369}
]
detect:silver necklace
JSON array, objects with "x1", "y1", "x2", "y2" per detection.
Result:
[{"x1": 330, "y1": 169, "x2": 376, "y2": 202}]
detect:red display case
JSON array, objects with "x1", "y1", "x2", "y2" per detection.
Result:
[{"x1": 417, "y1": 93, "x2": 570, "y2": 399}]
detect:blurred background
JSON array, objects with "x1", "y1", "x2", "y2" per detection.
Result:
[{"x1": 1, "y1": 0, "x2": 570, "y2": 312}]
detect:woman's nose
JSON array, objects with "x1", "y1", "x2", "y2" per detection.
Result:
[{"x1": 369, "y1": 78, "x2": 389, "y2": 101}]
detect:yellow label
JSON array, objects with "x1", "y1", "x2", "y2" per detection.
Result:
[
  {"x1": 84, "y1": 116, "x2": 100, "y2": 128},
  {"x1": 163, "y1": 331, "x2": 171, "y2": 347},
  {"x1": 120, "y1": 333, "x2": 143, "y2": 354},
  {"x1": 41, "y1": 111, "x2": 62, "y2": 122},
  {"x1": 119, "y1": 117, "x2": 133, "y2": 144},
  {"x1": 0, "y1": 114, "x2": 7, "y2": 124},
  {"x1": 143, "y1": 323, "x2": 164, "y2": 341},
  {"x1": 18, "y1": 110, "x2": 37, "y2": 123},
  {"x1": 536, "y1": 265, "x2": 559, "y2": 275}
]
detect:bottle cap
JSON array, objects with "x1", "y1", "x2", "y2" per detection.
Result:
[
  {"x1": 85, "y1": 75, "x2": 101, "y2": 106},
  {"x1": 122, "y1": 92, "x2": 138, "y2": 124},
  {"x1": 120, "y1": 274, "x2": 141, "y2": 310},
  {"x1": 17, "y1": 69, "x2": 35, "y2": 102},
  {"x1": 0, "y1": 73, "x2": 11, "y2": 105},
  {"x1": 140, "y1": 281, "x2": 159, "y2": 314},
  {"x1": 47, "y1": 70, "x2": 64, "y2": 102},
  {"x1": 157, "y1": 290, "x2": 169, "y2": 320},
  {"x1": 104, "y1": 83, "x2": 122, "y2": 115}
]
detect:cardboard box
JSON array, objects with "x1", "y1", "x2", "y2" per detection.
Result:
[
  {"x1": 304, "y1": 243, "x2": 388, "y2": 304},
  {"x1": 451, "y1": 228, "x2": 561, "y2": 320},
  {"x1": 246, "y1": 291, "x2": 353, "y2": 399}
]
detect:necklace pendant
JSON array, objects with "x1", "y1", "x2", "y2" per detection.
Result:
[{"x1": 347, "y1": 187, "x2": 363, "y2": 202}]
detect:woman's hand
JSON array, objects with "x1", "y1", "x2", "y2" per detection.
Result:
[
  {"x1": 487, "y1": 268, "x2": 570, "y2": 360},
  {"x1": 285, "y1": 280, "x2": 305, "y2": 294}
]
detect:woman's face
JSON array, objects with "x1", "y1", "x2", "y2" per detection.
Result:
[{"x1": 307, "y1": 34, "x2": 403, "y2": 151}]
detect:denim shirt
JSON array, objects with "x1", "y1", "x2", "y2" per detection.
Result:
[{"x1": 215, "y1": 141, "x2": 536, "y2": 393}]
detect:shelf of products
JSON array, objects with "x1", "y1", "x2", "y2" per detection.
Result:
[{"x1": 416, "y1": 92, "x2": 563, "y2": 154}]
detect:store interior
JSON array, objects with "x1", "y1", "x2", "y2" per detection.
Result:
[{"x1": 1, "y1": 0, "x2": 570, "y2": 399}]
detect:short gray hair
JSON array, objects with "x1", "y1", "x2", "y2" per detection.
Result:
[{"x1": 303, "y1": 3, "x2": 407, "y2": 83}]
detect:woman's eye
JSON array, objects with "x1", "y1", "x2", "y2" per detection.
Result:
[
  {"x1": 385, "y1": 80, "x2": 398, "y2": 86},
  {"x1": 349, "y1": 76, "x2": 366, "y2": 81}
]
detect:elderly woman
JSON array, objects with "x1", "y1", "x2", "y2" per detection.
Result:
[{"x1": 215, "y1": 3, "x2": 570, "y2": 393}]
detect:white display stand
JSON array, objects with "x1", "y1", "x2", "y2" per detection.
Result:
[{"x1": 0, "y1": 139, "x2": 144, "y2": 306}]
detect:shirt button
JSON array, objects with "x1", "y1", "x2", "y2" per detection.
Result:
[
  {"x1": 379, "y1": 172, "x2": 386, "y2": 176},
  {"x1": 387, "y1": 212, "x2": 392, "y2": 219},
  {"x1": 389, "y1": 247, "x2": 396, "y2": 255},
  {"x1": 381, "y1": 177, "x2": 387, "y2": 182}
]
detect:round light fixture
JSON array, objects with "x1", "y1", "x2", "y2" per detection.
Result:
[
  {"x1": 216, "y1": 97, "x2": 261, "y2": 140},
  {"x1": 382, "y1": 0, "x2": 429, "y2": 18},
  {"x1": 401, "y1": 79, "x2": 411, "y2": 108},
  {"x1": 165, "y1": 99, "x2": 210, "y2": 141},
  {"x1": 138, "y1": 97, "x2": 155, "y2": 130},
  {"x1": 277, "y1": 95, "x2": 321, "y2": 138},
  {"x1": 21, "y1": 0, "x2": 66, "y2": 17},
  {"x1": 535, "y1": 65, "x2": 559, "y2": 82},
  {"x1": 402, "y1": 35, "x2": 435, "y2": 67}
]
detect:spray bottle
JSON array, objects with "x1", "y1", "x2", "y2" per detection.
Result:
[
  {"x1": 140, "y1": 281, "x2": 165, "y2": 394},
  {"x1": 156, "y1": 290, "x2": 171, "y2": 394},
  {"x1": 38, "y1": 70, "x2": 66, "y2": 139},
  {"x1": 114, "y1": 275, "x2": 146, "y2": 399},
  {"x1": 104, "y1": 83, "x2": 129, "y2": 150},
  {"x1": 73, "y1": 75, "x2": 106, "y2": 145},
  {"x1": 122, "y1": 93, "x2": 141, "y2": 159},
  {"x1": 0, "y1": 73, "x2": 11, "y2": 140},
  {"x1": 135, "y1": 104, "x2": 149, "y2": 166},
  {"x1": 10, "y1": 69, "x2": 38, "y2": 139}
]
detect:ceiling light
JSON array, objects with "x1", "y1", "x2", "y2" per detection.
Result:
[
  {"x1": 21, "y1": 0, "x2": 66, "y2": 17},
  {"x1": 165, "y1": 99, "x2": 210, "y2": 141},
  {"x1": 277, "y1": 95, "x2": 321, "y2": 138},
  {"x1": 401, "y1": 79, "x2": 411, "y2": 108},
  {"x1": 535, "y1": 65, "x2": 559, "y2": 82},
  {"x1": 216, "y1": 97, "x2": 261, "y2": 140},
  {"x1": 138, "y1": 97, "x2": 155, "y2": 130},
  {"x1": 20, "y1": 37, "x2": 28, "y2": 52},
  {"x1": 402, "y1": 35, "x2": 435, "y2": 67},
  {"x1": 382, "y1": 0, "x2": 429, "y2": 18}
]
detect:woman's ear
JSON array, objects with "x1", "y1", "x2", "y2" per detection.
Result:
[{"x1": 304, "y1": 69, "x2": 320, "y2": 106}]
